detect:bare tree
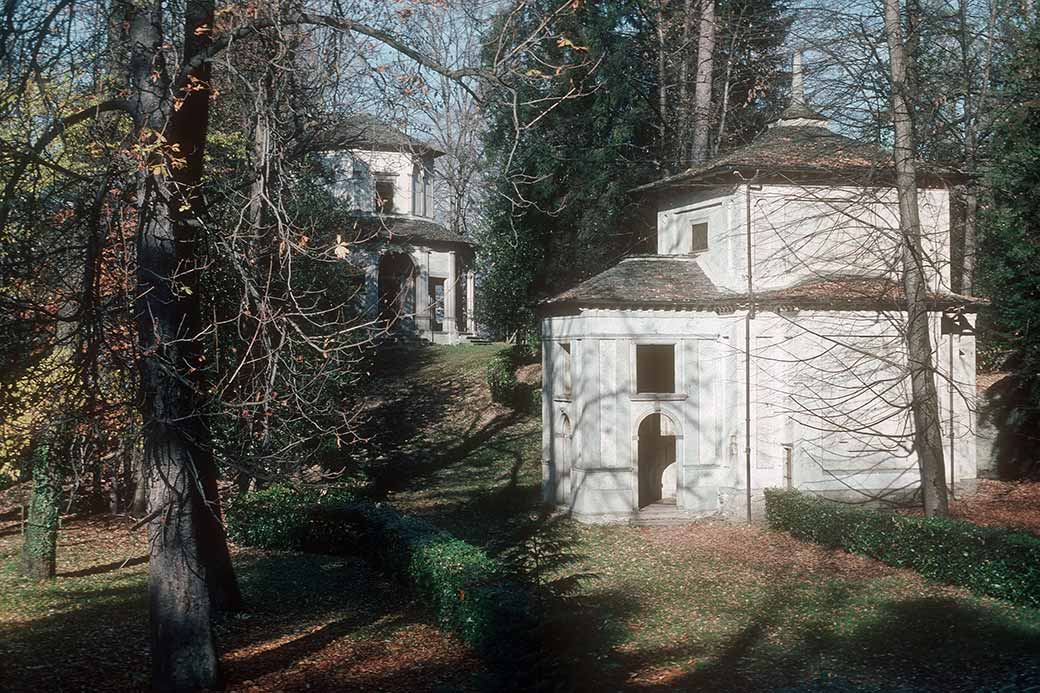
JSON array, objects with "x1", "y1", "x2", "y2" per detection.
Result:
[
  {"x1": 884, "y1": 0, "x2": 950, "y2": 516},
  {"x1": 0, "y1": 0, "x2": 598, "y2": 687},
  {"x1": 691, "y1": 0, "x2": 716, "y2": 163}
]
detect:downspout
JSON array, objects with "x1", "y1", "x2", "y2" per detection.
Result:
[
  {"x1": 740, "y1": 171, "x2": 760, "y2": 523},
  {"x1": 949, "y1": 331, "x2": 956, "y2": 500}
]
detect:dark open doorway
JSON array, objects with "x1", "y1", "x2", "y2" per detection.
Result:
[
  {"x1": 637, "y1": 413, "x2": 678, "y2": 508},
  {"x1": 378, "y1": 253, "x2": 415, "y2": 325}
]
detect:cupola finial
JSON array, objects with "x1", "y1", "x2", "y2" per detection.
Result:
[
  {"x1": 791, "y1": 50, "x2": 805, "y2": 107},
  {"x1": 772, "y1": 49, "x2": 829, "y2": 128}
]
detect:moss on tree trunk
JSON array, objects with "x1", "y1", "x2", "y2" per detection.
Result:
[{"x1": 19, "y1": 445, "x2": 61, "y2": 580}]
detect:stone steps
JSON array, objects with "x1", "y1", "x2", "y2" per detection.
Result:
[
  {"x1": 459, "y1": 333, "x2": 494, "y2": 346},
  {"x1": 629, "y1": 501, "x2": 718, "y2": 527}
]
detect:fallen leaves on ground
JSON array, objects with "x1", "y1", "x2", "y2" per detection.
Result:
[{"x1": 949, "y1": 479, "x2": 1040, "y2": 535}]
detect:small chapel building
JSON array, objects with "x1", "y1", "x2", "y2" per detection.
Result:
[
  {"x1": 539, "y1": 70, "x2": 982, "y2": 523},
  {"x1": 322, "y1": 115, "x2": 478, "y2": 344}
]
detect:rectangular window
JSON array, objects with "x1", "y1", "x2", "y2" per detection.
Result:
[
  {"x1": 423, "y1": 164, "x2": 433, "y2": 218},
  {"x1": 411, "y1": 164, "x2": 421, "y2": 215},
  {"x1": 560, "y1": 342, "x2": 572, "y2": 399},
  {"x1": 691, "y1": 222, "x2": 709, "y2": 253},
  {"x1": 636, "y1": 344, "x2": 675, "y2": 394},
  {"x1": 428, "y1": 278, "x2": 445, "y2": 331},
  {"x1": 375, "y1": 178, "x2": 395, "y2": 214}
]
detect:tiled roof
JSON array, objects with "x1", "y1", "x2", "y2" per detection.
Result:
[
  {"x1": 342, "y1": 213, "x2": 473, "y2": 247},
  {"x1": 540, "y1": 257, "x2": 983, "y2": 313},
  {"x1": 544, "y1": 256, "x2": 734, "y2": 307},
  {"x1": 634, "y1": 124, "x2": 963, "y2": 191},
  {"x1": 312, "y1": 114, "x2": 444, "y2": 156},
  {"x1": 753, "y1": 276, "x2": 983, "y2": 310}
]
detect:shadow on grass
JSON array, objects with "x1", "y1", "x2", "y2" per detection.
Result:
[
  {"x1": 578, "y1": 588, "x2": 1040, "y2": 692},
  {"x1": 1, "y1": 549, "x2": 480, "y2": 692},
  {"x1": 344, "y1": 345, "x2": 1040, "y2": 691},
  {"x1": 57, "y1": 554, "x2": 148, "y2": 578}
]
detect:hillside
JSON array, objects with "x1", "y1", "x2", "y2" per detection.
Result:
[{"x1": 3, "y1": 344, "x2": 1039, "y2": 691}]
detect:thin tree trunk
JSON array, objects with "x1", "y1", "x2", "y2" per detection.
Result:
[
  {"x1": 678, "y1": 0, "x2": 693, "y2": 162},
  {"x1": 131, "y1": 440, "x2": 148, "y2": 517},
  {"x1": 690, "y1": 0, "x2": 715, "y2": 165},
  {"x1": 18, "y1": 443, "x2": 62, "y2": 580},
  {"x1": 657, "y1": 0, "x2": 670, "y2": 169},
  {"x1": 884, "y1": 0, "x2": 950, "y2": 517}
]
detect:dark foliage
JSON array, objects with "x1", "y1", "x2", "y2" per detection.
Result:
[
  {"x1": 225, "y1": 484, "x2": 359, "y2": 552},
  {"x1": 476, "y1": 0, "x2": 659, "y2": 339},
  {"x1": 980, "y1": 21, "x2": 1040, "y2": 419},
  {"x1": 476, "y1": 0, "x2": 790, "y2": 340}
]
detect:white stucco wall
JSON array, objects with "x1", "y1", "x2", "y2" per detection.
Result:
[
  {"x1": 326, "y1": 148, "x2": 435, "y2": 218},
  {"x1": 657, "y1": 184, "x2": 952, "y2": 294},
  {"x1": 542, "y1": 308, "x2": 977, "y2": 522}
]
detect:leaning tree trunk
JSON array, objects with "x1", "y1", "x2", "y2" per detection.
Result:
[
  {"x1": 127, "y1": 0, "x2": 237, "y2": 688},
  {"x1": 884, "y1": 0, "x2": 950, "y2": 517},
  {"x1": 690, "y1": 0, "x2": 716, "y2": 165},
  {"x1": 18, "y1": 443, "x2": 62, "y2": 580}
]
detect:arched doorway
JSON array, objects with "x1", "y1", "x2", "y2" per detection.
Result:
[
  {"x1": 553, "y1": 413, "x2": 572, "y2": 505},
  {"x1": 378, "y1": 253, "x2": 415, "y2": 325},
  {"x1": 637, "y1": 413, "x2": 678, "y2": 508}
]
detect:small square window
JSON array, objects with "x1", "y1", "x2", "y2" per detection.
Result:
[
  {"x1": 636, "y1": 344, "x2": 675, "y2": 393},
  {"x1": 691, "y1": 222, "x2": 708, "y2": 253},
  {"x1": 375, "y1": 179, "x2": 395, "y2": 213}
]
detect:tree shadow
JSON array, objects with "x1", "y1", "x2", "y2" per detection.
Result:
[
  {"x1": 57, "y1": 554, "x2": 148, "y2": 578},
  {"x1": 1, "y1": 549, "x2": 475, "y2": 692},
  {"x1": 616, "y1": 590, "x2": 1040, "y2": 692},
  {"x1": 978, "y1": 373, "x2": 1040, "y2": 480}
]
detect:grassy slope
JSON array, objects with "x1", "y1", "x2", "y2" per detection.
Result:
[
  {"x1": 3, "y1": 345, "x2": 1039, "y2": 692},
  {"x1": 376, "y1": 345, "x2": 1040, "y2": 692}
]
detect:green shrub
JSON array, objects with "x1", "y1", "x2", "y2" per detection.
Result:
[
  {"x1": 339, "y1": 504, "x2": 532, "y2": 650},
  {"x1": 765, "y1": 488, "x2": 1040, "y2": 608},
  {"x1": 227, "y1": 489, "x2": 532, "y2": 655},
  {"x1": 486, "y1": 348, "x2": 520, "y2": 405},
  {"x1": 486, "y1": 345, "x2": 541, "y2": 413},
  {"x1": 225, "y1": 484, "x2": 358, "y2": 551}
]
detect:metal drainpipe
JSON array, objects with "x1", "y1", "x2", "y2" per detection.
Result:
[
  {"x1": 738, "y1": 171, "x2": 760, "y2": 524},
  {"x1": 949, "y1": 331, "x2": 956, "y2": 500}
]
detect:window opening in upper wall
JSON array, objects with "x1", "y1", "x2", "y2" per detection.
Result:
[
  {"x1": 560, "y1": 342, "x2": 572, "y2": 398},
  {"x1": 375, "y1": 178, "x2": 395, "y2": 214},
  {"x1": 691, "y1": 221, "x2": 709, "y2": 253},
  {"x1": 636, "y1": 344, "x2": 675, "y2": 393}
]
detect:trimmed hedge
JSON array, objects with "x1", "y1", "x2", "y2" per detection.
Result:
[
  {"x1": 227, "y1": 488, "x2": 532, "y2": 654},
  {"x1": 338, "y1": 504, "x2": 532, "y2": 650},
  {"x1": 765, "y1": 488, "x2": 1040, "y2": 608},
  {"x1": 225, "y1": 485, "x2": 359, "y2": 552}
]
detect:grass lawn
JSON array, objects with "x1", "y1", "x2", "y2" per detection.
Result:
[
  {"x1": 3, "y1": 344, "x2": 1040, "y2": 691},
  {"x1": 376, "y1": 345, "x2": 1040, "y2": 692},
  {"x1": 0, "y1": 514, "x2": 484, "y2": 692}
]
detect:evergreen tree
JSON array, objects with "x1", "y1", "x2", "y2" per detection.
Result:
[
  {"x1": 477, "y1": 0, "x2": 658, "y2": 339},
  {"x1": 980, "y1": 19, "x2": 1040, "y2": 411},
  {"x1": 477, "y1": 0, "x2": 790, "y2": 338}
]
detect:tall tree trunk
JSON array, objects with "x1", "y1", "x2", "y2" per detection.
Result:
[
  {"x1": 884, "y1": 0, "x2": 950, "y2": 517},
  {"x1": 690, "y1": 0, "x2": 715, "y2": 164},
  {"x1": 18, "y1": 443, "x2": 62, "y2": 580},
  {"x1": 128, "y1": 0, "x2": 237, "y2": 688},
  {"x1": 657, "y1": 0, "x2": 670, "y2": 170},
  {"x1": 678, "y1": 0, "x2": 693, "y2": 162}
]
